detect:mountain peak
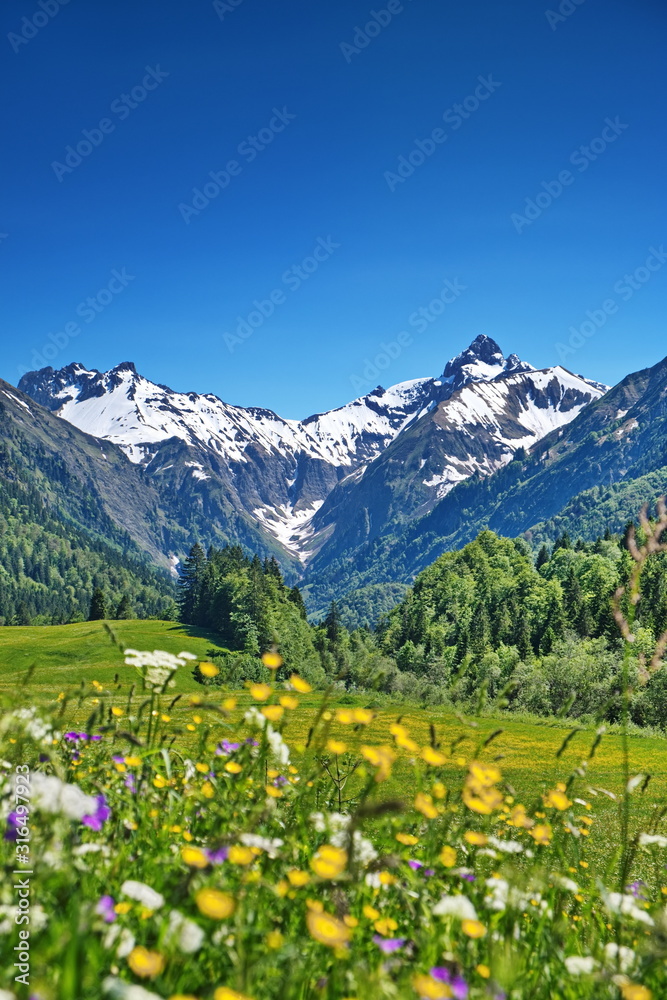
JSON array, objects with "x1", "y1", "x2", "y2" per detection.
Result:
[
  {"x1": 111, "y1": 361, "x2": 138, "y2": 375},
  {"x1": 442, "y1": 336, "x2": 534, "y2": 387}
]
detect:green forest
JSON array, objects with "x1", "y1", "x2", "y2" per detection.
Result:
[
  {"x1": 0, "y1": 471, "x2": 175, "y2": 625},
  {"x1": 176, "y1": 525, "x2": 667, "y2": 730}
]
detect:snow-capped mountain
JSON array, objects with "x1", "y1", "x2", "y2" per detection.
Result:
[{"x1": 18, "y1": 336, "x2": 607, "y2": 563}]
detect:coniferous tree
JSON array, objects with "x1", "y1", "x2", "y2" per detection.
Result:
[
  {"x1": 536, "y1": 544, "x2": 550, "y2": 570},
  {"x1": 115, "y1": 595, "x2": 133, "y2": 620},
  {"x1": 288, "y1": 585, "x2": 308, "y2": 620},
  {"x1": 177, "y1": 543, "x2": 206, "y2": 624},
  {"x1": 88, "y1": 588, "x2": 107, "y2": 621}
]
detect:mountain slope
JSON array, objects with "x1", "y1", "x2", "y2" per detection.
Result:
[
  {"x1": 300, "y1": 353, "x2": 667, "y2": 614},
  {"x1": 19, "y1": 337, "x2": 605, "y2": 572}
]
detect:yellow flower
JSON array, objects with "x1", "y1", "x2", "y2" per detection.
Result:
[
  {"x1": 262, "y1": 705, "x2": 284, "y2": 722},
  {"x1": 439, "y1": 846, "x2": 457, "y2": 868},
  {"x1": 464, "y1": 831, "x2": 488, "y2": 846},
  {"x1": 287, "y1": 869, "x2": 310, "y2": 887},
  {"x1": 265, "y1": 785, "x2": 283, "y2": 798},
  {"x1": 262, "y1": 651, "x2": 283, "y2": 669},
  {"x1": 476, "y1": 964, "x2": 491, "y2": 979},
  {"x1": 225, "y1": 761, "x2": 242, "y2": 774},
  {"x1": 214, "y1": 989, "x2": 255, "y2": 1000},
  {"x1": 395, "y1": 732, "x2": 420, "y2": 752},
  {"x1": 414, "y1": 792, "x2": 439, "y2": 819},
  {"x1": 125, "y1": 756, "x2": 142, "y2": 767},
  {"x1": 249, "y1": 683, "x2": 271, "y2": 701},
  {"x1": 266, "y1": 929, "x2": 284, "y2": 948},
  {"x1": 336, "y1": 709, "x2": 355, "y2": 725},
  {"x1": 396, "y1": 833, "x2": 419, "y2": 846},
  {"x1": 310, "y1": 844, "x2": 347, "y2": 879},
  {"x1": 181, "y1": 846, "x2": 209, "y2": 868},
  {"x1": 289, "y1": 674, "x2": 312, "y2": 693},
  {"x1": 200, "y1": 661, "x2": 219, "y2": 678},
  {"x1": 326, "y1": 739, "x2": 348, "y2": 755},
  {"x1": 127, "y1": 946, "x2": 165, "y2": 978},
  {"x1": 161, "y1": 714, "x2": 171, "y2": 722},
  {"x1": 374, "y1": 917, "x2": 398, "y2": 936},
  {"x1": 168, "y1": 995, "x2": 199, "y2": 1000},
  {"x1": 462, "y1": 784, "x2": 503, "y2": 815},
  {"x1": 111, "y1": 707, "x2": 123, "y2": 717},
  {"x1": 280, "y1": 695, "x2": 299, "y2": 710},
  {"x1": 228, "y1": 845, "x2": 254, "y2": 866},
  {"x1": 412, "y1": 974, "x2": 452, "y2": 999},
  {"x1": 223, "y1": 697, "x2": 237, "y2": 711},
  {"x1": 363, "y1": 904, "x2": 380, "y2": 919},
  {"x1": 360, "y1": 745, "x2": 395, "y2": 782},
  {"x1": 195, "y1": 888, "x2": 236, "y2": 920},
  {"x1": 421, "y1": 746, "x2": 447, "y2": 766},
  {"x1": 621, "y1": 986, "x2": 652, "y2": 1000},
  {"x1": 353, "y1": 708, "x2": 374, "y2": 724},
  {"x1": 306, "y1": 909, "x2": 351, "y2": 948},
  {"x1": 529, "y1": 823, "x2": 553, "y2": 846},
  {"x1": 543, "y1": 788, "x2": 572, "y2": 811},
  {"x1": 378, "y1": 871, "x2": 396, "y2": 886},
  {"x1": 201, "y1": 781, "x2": 215, "y2": 798},
  {"x1": 508, "y1": 804, "x2": 534, "y2": 829},
  {"x1": 114, "y1": 901, "x2": 132, "y2": 914},
  {"x1": 461, "y1": 919, "x2": 487, "y2": 939},
  {"x1": 432, "y1": 782, "x2": 446, "y2": 800},
  {"x1": 344, "y1": 914, "x2": 358, "y2": 928}
]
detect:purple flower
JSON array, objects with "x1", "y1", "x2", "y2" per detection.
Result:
[
  {"x1": 64, "y1": 732, "x2": 80, "y2": 742},
  {"x1": 90, "y1": 735, "x2": 102, "y2": 742},
  {"x1": 206, "y1": 846, "x2": 230, "y2": 864},
  {"x1": 95, "y1": 895, "x2": 116, "y2": 923},
  {"x1": 274, "y1": 775, "x2": 288, "y2": 787},
  {"x1": 244, "y1": 737, "x2": 259, "y2": 747},
  {"x1": 216, "y1": 739, "x2": 241, "y2": 756},
  {"x1": 112, "y1": 755, "x2": 125, "y2": 764},
  {"x1": 124, "y1": 774, "x2": 137, "y2": 793},
  {"x1": 408, "y1": 859, "x2": 423, "y2": 870},
  {"x1": 461, "y1": 872, "x2": 476, "y2": 882},
  {"x1": 373, "y1": 935, "x2": 405, "y2": 953},
  {"x1": 4, "y1": 811, "x2": 22, "y2": 842},
  {"x1": 82, "y1": 795, "x2": 111, "y2": 831},
  {"x1": 626, "y1": 879, "x2": 647, "y2": 900},
  {"x1": 430, "y1": 968, "x2": 468, "y2": 1000},
  {"x1": 423, "y1": 868, "x2": 435, "y2": 877}
]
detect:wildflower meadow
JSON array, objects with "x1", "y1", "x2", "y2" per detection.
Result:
[{"x1": 1, "y1": 514, "x2": 667, "y2": 999}]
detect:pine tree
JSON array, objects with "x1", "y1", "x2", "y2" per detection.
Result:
[
  {"x1": 88, "y1": 588, "x2": 107, "y2": 621},
  {"x1": 177, "y1": 543, "x2": 206, "y2": 624},
  {"x1": 288, "y1": 585, "x2": 308, "y2": 620},
  {"x1": 115, "y1": 595, "x2": 133, "y2": 620},
  {"x1": 536, "y1": 544, "x2": 550, "y2": 570},
  {"x1": 324, "y1": 600, "x2": 343, "y2": 645}
]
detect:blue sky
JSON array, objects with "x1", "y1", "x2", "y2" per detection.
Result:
[{"x1": 1, "y1": 0, "x2": 665, "y2": 418}]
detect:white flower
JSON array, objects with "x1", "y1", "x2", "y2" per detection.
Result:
[
  {"x1": 432, "y1": 894, "x2": 478, "y2": 921},
  {"x1": 604, "y1": 892, "x2": 654, "y2": 926},
  {"x1": 178, "y1": 651, "x2": 197, "y2": 660},
  {"x1": 603, "y1": 943, "x2": 636, "y2": 972},
  {"x1": 352, "y1": 831, "x2": 378, "y2": 867},
  {"x1": 103, "y1": 924, "x2": 136, "y2": 957},
  {"x1": 164, "y1": 910, "x2": 205, "y2": 953},
  {"x1": 31, "y1": 773, "x2": 98, "y2": 821},
  {"x1": 627, "y1": 774, "x2": 645, "y2": 793},
  {"x1": 564, "y1": 955, "x2": 598, "y2": 975},
  {"x1": 0, "y1": 990, "x2": 16, "y2": 1000},
  {"x1": 552, "y1": 874, "x2": 579, "y2": 893},
  {"x1": 310, "y1": 812, "x2": 350, "y2": 836},
  {"x1": 120, "y1": 880, "x2": 164, "y2": 910},
  {"x1": 240, "y1": 834, "x2": 284, "y2": 857},
  {"x1": 103, "y1": 977, "x2": 163, "y2": 1000},
  {"x1": 244, "y1": 707, "x2": 266, "y2": 728},
  {"x1": 639, "y1": 833, "x2": 667, "y2": 848},
  {"x1": 266, "y1": 725, "x2": 290, "y2": 766},
  {"x1": 488, "y1": 836, "x2": 523, "y2": 854},
  {"x1": 364, "y1": 872, "x2": 384, "y2": 890}
]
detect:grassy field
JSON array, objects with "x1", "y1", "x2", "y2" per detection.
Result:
[
  {"x1": 2, "y1": 618, "x2": 666, "y2": 866},
  {"x1": 3, "y1": 621, "x2": 667, "y2": 996}
]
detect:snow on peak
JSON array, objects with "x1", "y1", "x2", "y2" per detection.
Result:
[{"x1": 442, "y1": 335, "x2": 535, "y2": 388}]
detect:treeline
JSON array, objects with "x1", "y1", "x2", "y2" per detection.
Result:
[
  {"x1": 0, "y1": 475, "x2": 176, "y2": 626},
  {"x1": 179, "y1": 527, "x2": 667, "y2": 731}
]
